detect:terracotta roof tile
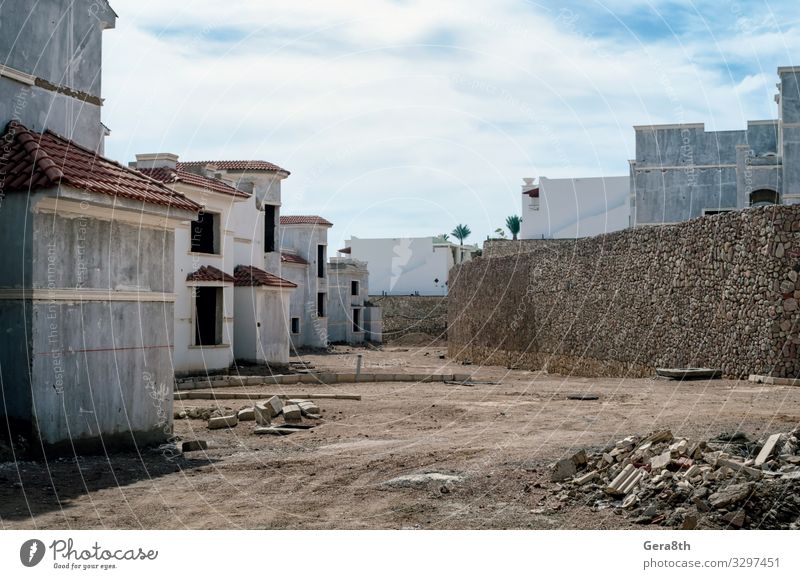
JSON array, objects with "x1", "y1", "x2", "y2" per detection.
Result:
[
  {"x1": 0, "y1": 122, "x2": 200, "y2": 212},
  {"x1": 234, "y1": 265, "x2": 297, "y2": 288},
  {"x1": 186, "y1": 265, "x2": 234, "y2": 283},
  {"x1": 280, "y1": 252, "x2": 309, "y2": 265},
  {"x1": 139, "y1": 167, "x2": 250, "y2": 198},
  {"x1": 279, "y1": 215, "x2": 333, "y2": 227},
  {"x1": 179, "y1": 160, "x2": 289, "y2": 174}
]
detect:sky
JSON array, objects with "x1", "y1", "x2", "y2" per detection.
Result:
[{"x1": 102, "y1": 0, "x2": 800, "y2": 251}]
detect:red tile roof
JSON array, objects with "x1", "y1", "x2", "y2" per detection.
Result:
[
  {"x1": 524, "y1": 187, "x2": 540, "y2": 198},
  {"x1": 337, "y1": 246, "x2": 352, "y2": 254},
  {"x1": 139, "y1": 167, "x2": 250, "y2": 198},
  {"x1": 280, "y1": 252, "x2": 309, "y2": 265},
  {"x1": 179, "y1": 160, "x2": 289, "y2": 174},
  {"x1": 0, "y1": 122, "x2": 200, "y2": 212},
  {"x1": 234, "y1": 265, "x2": 297, "y2": 288},
  {"x1": 186, "y1": 265, "x2": 234, "y2": 283},
  {"x1": 279, "y1": 215, "x2": 333, "y2": 227}
]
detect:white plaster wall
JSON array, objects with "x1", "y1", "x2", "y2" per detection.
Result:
[
  {"x1": 259, "y1": 288, "x2": 292, "y2": 364},
  {"x1": 520, "y1": 176, "x2": 631, "y2": 240},
  {"x1": 173, "y1": 188, "x2": 241, "y2": 374},
  {"x1": 347, "y1": 237, "x2": 454, "y2": 296},
  {"x1": 279, "y1": 224, "x2": 329, "y2": 347}
]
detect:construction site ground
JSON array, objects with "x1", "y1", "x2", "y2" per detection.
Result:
[{"x1": 2, "y1": 345, "x2": 799, "y2": 530}]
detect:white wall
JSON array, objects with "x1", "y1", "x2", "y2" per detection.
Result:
[
  {"x1": 173, "y1": 188, "x2": 241, "y2": 374},
  {"x1": 346, "y1": 236, "x2": 474, "y2": 296},
  {"x1": 234, "y1": 286, "x2": 292, "y2": 365},
  {"x1": 520, "y1": 176, "x2": 631, "y2": 240},
  {"x1": 279, "y1": 224, "x2": 329, "y2": 348},
  {"x1": 327, "y1": 259, "x2": 369, "y2": 343}
]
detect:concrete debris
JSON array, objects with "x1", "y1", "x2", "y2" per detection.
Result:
[
  {"x1": 383, "y1": 472, "x2": 464, "y2": 487},
  {"x1": 181, "y1": 440, "x2": 208, "y2": 453},
  {"x1": 207, "y1": 415, "x2": 238, "y2": 430},
  {"x1": 282, "y1": 404, "x2": 302, "y2": 422},
  {"x1": 253, "y1": 402, "x2": 272, "y2": 426},
  {"x1": 551, "y1": 427, "x2": 800, "y2": 529},
  {"x1": 254, "y1": 426, "x2": 299, "y2": 436},
  {"x1": 237, "y1": 407, "x2": 255, "y2": 422}
]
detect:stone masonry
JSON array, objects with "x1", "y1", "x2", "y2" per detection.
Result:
[{"x1": 448, "y1": 206, "x2": 800, "y2": 378}]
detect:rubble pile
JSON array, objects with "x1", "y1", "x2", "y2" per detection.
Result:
[
  {"x1": 550, "y1": 429, "x2": 800, "y2": 529},
  {"x1": 201, "y1": 396, "x2": 322, "y2": 435}
]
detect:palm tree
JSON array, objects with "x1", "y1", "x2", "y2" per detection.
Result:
[
  {"x1": 451, "y1": 224, "x2": 471, "y2": 245},
  {"x1": 505, "y1": 215, "x2": 521, "y2": 240},
  {"x1": 440, "y1": 233, "x2": 450, "y2": 241}
]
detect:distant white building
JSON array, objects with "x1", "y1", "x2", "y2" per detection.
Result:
[
  {"x1": 520, "y1": 176, "x2": 630, "y2": 239},
  {"x1": 340, "y1": 236, "x2": 478, "y2": 296}
]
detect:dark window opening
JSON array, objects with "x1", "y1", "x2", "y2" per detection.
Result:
[
  {"x1": 317, "y1": 292, "x2": 325, "y2": 317},
  {"x1": 317, "y1": 245, "x2": 325, "y2": 278},
  {"x1": 351, "y1": 280, "x2": 359, "y2": 296},
  {"x1": 190, "y1": 211, "x2": 218, "y2": 254},
  {"x1": 264, "y1": 205, "x2": 276, "y2": 253},
  {"x1": 353, "y1": 308, "x2": 361, "y2": 333},
  {"x1": 703, "y1": 209, "x2": 734, "y2": 216},
  {"x1": 291, "y1": 317, "x2": 300, "y2": 334},
  {"x1": 749, "y1": 189, "x2": 780, "y2": 207},
  {"x1": 194, "y1": 287, "x2": 222, "y2": 346}
]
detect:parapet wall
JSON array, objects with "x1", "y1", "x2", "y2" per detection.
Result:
[{"x1": 449, "y1": 206, "x2": 800, "y2": 378}]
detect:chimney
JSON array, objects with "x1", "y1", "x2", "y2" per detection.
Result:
[
  {"x1": 522, "y1": 177, "x2": 538, "y2": 195},
  {"x1": 134, "y1": 153, "x2": 179, "y2": 170}
]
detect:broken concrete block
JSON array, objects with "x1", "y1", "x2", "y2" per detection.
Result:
[
  {"x1": 282, "y1": 404, "x2": 302, "y2": 422},
  {"x1": 298, "y1": 401, "x2": 321, "y2": 416},
  {"x1": 208, "y1": 415, "x2": 238, "y2": 430},
  {"x1": 708, "y1": 482, "x2": 752, "y2": 510},
  {"x1": 265, "y1": 395, "x2": 283, "y2": 416},
  {"x1": 550, "y1": 458, "x2": 577, "y2": 482},
  {"x1": 237, "y1": 407, "x2": 255, "y2": 421},
  {"x1": 754, "y1": 433, "x2": 783, "y2": 466},
  {"x1": 715, "y1": 457, "x2": 762, "y2": 479},
  {"x1": 606, "y1": 464, "x2": 645, "y2": 496},
  {"x1": 649, "y1": 451, "x2": 673, "y2": 471},
  {"x1": 254, "y1": 426, "x2": 297, "y2": 436},
  {"x1": 181, "y1": 440, "x2": 208, "y2": 453},
  {"x1": 574, "y1": 470, "x2": 599, "y2": 486},
  {"x1": 254, "y1": 402, "x2": 272, "y2": 426}
]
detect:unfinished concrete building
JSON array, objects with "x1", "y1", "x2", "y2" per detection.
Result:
[
  {"x1": 279, "y1": 216, "x2": 332, "y2": 349},
  {"x1": 133, "y1": 156, "x2": 299, "y2": 370},
  {"x1": 631, "y1": 66, "x2": 800, "y2": 225},
  {"x1": 327, "y1": 257, "x2": 382, "y2": 344},
  {"x1": 0, "y1": 0, "x2": 201, "y2": 452}
]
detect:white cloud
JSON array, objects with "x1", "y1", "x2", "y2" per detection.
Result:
[{"x1": 102, "y1": 0, "x2": 798, "y2": 249}]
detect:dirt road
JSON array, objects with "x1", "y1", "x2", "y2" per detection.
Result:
[{"x1": 2, "y1": 346, "x2": 799, "y2": 529}]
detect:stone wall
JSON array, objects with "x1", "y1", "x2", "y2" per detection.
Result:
[
  {"x1": 369, "y1": 295, "x2": 447, "y2": 343},
  {"x1": 449, "y1": 206, "x2": 800, "y2": 378}
]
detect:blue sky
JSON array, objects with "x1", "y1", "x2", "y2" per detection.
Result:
[{"x1": 102, "y1": 0, "x2": 800, "y2": 250}]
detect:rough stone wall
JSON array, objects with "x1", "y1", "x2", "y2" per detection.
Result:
[
  {"x1": 369, "y1": 295, "x2": 447, "y2": 343},
  {"x1": 449, "y1": 206, "x2": 800, "y2": 378}
]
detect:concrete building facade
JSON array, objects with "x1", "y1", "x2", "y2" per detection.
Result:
[
  {"x1": 327, "y1": 257, "x2": 382, "y2": 344},
  {"x1": 132, "y1": 156, "x2": 298, "y2": 371},
  {"x1": 0, "y1": 1, "x2": 202, "y2": 453},
  {"x1": 279, "y1": 216, "x2": 332, "y2": 349},
  {"x1": 631, "y1": 67, "x2": 800, "y2": 225},
  {"x1": 340, "y1": 236, "x2": 478, "y2": 296},
  {"x1": 520, "y1": 175, "x2": 631, "y2": 239}
]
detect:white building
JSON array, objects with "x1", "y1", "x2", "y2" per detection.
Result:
[
  {"x1": 520, "y1": 176, "x2": 631, "y2": 239},
  {"x1": 340, "y1": 236, "x2": 478, "y2": 296},
  {"x1": 133, "y1": 155, "x2": 297, "y2": 374},
  {"x1": 278, "y1": 215, "x2": 332, "y2": 349},
  {"x1": 327, "y1": 258, "x2": 382, "y2": 344}
]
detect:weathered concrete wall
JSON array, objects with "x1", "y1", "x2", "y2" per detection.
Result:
[
  {"x1": 1, "y1": 189, "x2": 178, "y2": 452},
  {"x1": 0, "y1": 0, "x2": 114, "y2": 151},
  {"x1": 371, "y1": 295, "x2": 448, "y2": 343},
  {"x1": 449, "y1": 206, "x2": 800, "y2": 378}
]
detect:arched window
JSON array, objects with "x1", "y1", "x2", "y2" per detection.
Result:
[{"x1": 749, "y1": 189, "x2": 780, "y2": 207}]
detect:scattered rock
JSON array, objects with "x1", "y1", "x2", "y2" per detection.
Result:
[
  {"x1": 237, "y1": 407, "x2": 255, "y2": 422},
  {"x1": 282, "y1": 404, "x2": 302, "y2": 422},
  {"x1": 208, "y1": 415, "x2": 238, "y2": 430},
  {"x1": 181, "y1": 440, "x2": 208, "y2": 453}
]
